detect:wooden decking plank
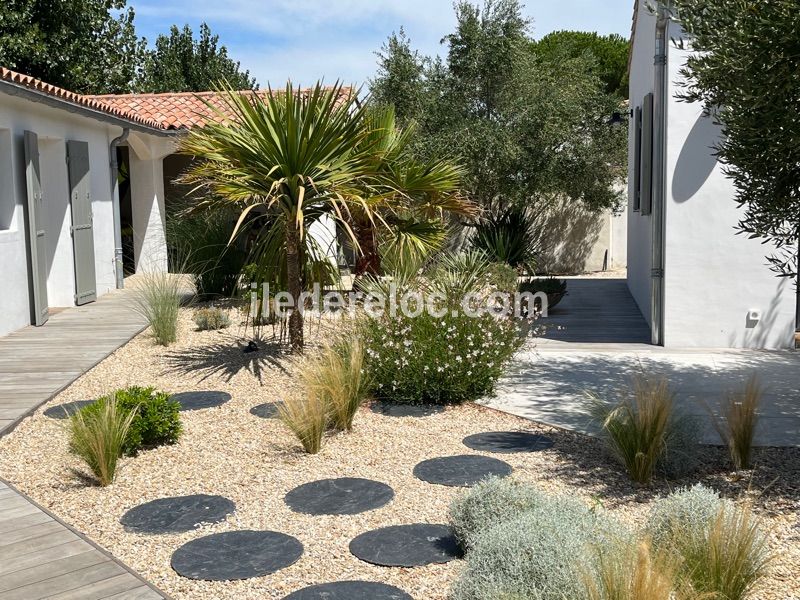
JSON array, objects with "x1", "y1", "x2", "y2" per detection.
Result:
[
  {"x1": 0, "y1": 548, "x2": 108, "y2": 592},
  {"x1": 103, "y1": 584, "x2": 165, "y2": 600},
  {"x1": 0, "y1": 527, "x2": 78, "y2": 560},
  {"x1": 0, "y1": 503, "x2": 43, "y2": 522},
  {"x1": 0, "y1": 521, "x2": 64, "y2": 546},
  {"x1": 0, "y1": 541, "x2": 93, "y2": 576},
  {"x1": 0, "y1": 560, "x2": 126, "y2": 600},
  {"x1": 0, "y1": 511, "x2": 51, "y2": 533},
  {"x1": 44, "y1": 572, "x2": 145, "y2": 600}
]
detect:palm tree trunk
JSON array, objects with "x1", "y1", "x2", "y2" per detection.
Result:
[
  {"x1": 285, "y1": 222, "x2": 304, "y2": 353},
  {"x1": 354, "y1": 217, "x2": 380, "y2": 276}
]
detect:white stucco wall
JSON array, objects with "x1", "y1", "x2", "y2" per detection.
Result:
[
  {"x1": 662, "y1": 22, "x2": 796, "y2": 349},
  {"x1": 0, "y1": 91, "x2": 172, "y2": 337},
  {"x1": 626, "y1": 0, "x2": 656, "y2": 326},
  {"x1": 627, "y1": 0, "x2": 796, "y2": 349},
  {"x1": 128, "y1": 146, "x2": 169, "y2": 273}
]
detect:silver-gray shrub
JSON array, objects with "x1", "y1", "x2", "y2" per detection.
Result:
[
  {"x1": 449, "y1": 477, "x2": 547, "y2": 550},
  {"x1": 451, "y1": 490, "x2": 626, "y2": 600},
  {"x1": 646, "y1": 483, "x2": 732, "y2": 549}
]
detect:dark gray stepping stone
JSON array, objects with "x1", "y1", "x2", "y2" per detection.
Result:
[
  {"x1": 171, "y1": 530, "x2": 303, "y2": 581},
  {"x1": 120, "y1": 494, "x2": 235, "y2": 534},
  {"x1": 43, "y1": 400, "x2": 95, "y2": 419},
  {"x1": 170, "y1": 391, "x2": 231, "y2": 411},
  {"x1": 349, "y1": 524, "x2": 460, "y2": 567},
  {"x1": 285, "y1": 478, "x2": 394, "y2": 515},
  {"x1": 250, "y1": 402, "x2": 282, "y2": 419},
  {"x1": 413, "y1": 455, "x2": 512, "y2": 487},
  {"x1": 283, "y1": 581, "x2": 412, "y2": 599},
  {"x1": 371, "y1": 402, "x2": 444, "y2": 417},
  {"x1": 463, "y1": 431, "x2": 554, "y2": 453}
]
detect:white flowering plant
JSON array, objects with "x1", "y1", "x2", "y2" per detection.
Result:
[{"x1": 361, "y1": 308, "x2": 521, "y2": 405}]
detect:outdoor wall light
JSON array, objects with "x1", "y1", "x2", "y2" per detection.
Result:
[{"x1": 608, "y1": 110, "x2": 632, "y2": 128}]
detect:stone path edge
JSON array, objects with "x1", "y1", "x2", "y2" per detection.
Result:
[{"x1": 0, "y1": 475, "x2": 172, "y2": 599}]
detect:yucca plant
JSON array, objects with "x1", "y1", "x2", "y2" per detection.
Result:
[
  {"x1": 471, "y1": 205, "x2": 541, "y2": 273},
  {"x1": 591, "y1": 377, "x2": 698, "y2": 484},
  {"x1": 300, "y1": 339, "x2": 370, "y2": 432},
  {"x1": 179, "y1": 84, "x2": 471, "y2": 353},
  {"x1": 713, "y1": 375, "x2": 761, "y2": 470},
  {"x1": 68, "y1": 398, "x2": 137, "y2": 486},
  {"x1": 278, "y1": 394, "x2": 328, "y2": 454},
  {"x1": 130, "y1": 270, "x2": 187, "y2": 346}
]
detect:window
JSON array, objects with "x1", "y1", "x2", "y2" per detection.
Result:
[
  {"x1": 640, "y1": 93, "x2": 654, "y2": 216},
  {"x1": 0, "y1": 129, "x2": 14, "y2": 231}
]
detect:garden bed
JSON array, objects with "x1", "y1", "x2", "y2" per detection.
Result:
[{"x1": 0, "y1": 308, "x2": 798, "y2": 599}]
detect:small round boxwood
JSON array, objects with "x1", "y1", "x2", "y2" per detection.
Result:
[{"x1": 78, "y1": 386, "x2": 182, "y2": 456}]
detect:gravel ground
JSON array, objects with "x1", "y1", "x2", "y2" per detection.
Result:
[{"x1": 0, "y1": 308, "x2": 798, "y2": 599}]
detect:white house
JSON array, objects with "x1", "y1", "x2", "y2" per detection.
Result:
[{"x1": 627, "y1": 0, "x2": 797, "y2": 349}]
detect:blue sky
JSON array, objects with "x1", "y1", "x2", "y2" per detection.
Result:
[{"x1": 128, "y1": 0, "x2": 634, "y2": 87}]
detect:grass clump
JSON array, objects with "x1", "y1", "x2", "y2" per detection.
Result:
[
  {"x1": 193, "y1": 307, "x2": 231, "y2": 331},
  {"x1": 278, "y1": 394, "x2": 328, "y2": 454},
  {"x1": 590, "y1": 376, "x2": 700, "y2": 484},
  {"x1": 648, "y1": 485, "x2": 770, "y2": 600},
  {"x1": 79, "y1": 387, "x2": 182, "y2": 456},
  {"x1": 131, "y1": 271, "x2": 187, "y2": 345},
  {"x1": 449, "y1": 477, "x2": 546, "y2": 550},
  {"x1": 714, "y1": 375, "x2": 761, "y2": 470},
  {"x1": 300, "y1": 338, "x2": 370, "y2": 432},
  {"x1": 68, "y1": 398, "x2": 137, "y2": 486}
]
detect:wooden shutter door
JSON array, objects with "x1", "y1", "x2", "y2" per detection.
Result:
[
  {"x1": 640, "y1": 93, "x2": 654, "y2": 216},
  {"x1": 67, "y1": 140, "x2": 97, "y2": 305},
  {"x1": 23, "y1": 131, "x2": 49, "y2": 326}
]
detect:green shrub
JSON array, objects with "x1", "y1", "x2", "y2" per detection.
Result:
[
  {"x1": 449, "y1": 477, "x2": 546, "y2": 550},
  {"x1": 69, "y1": 398, "x2": 137, "y2": 486},
  {"x1": 362, "y1": 310, "x2": 521, "y2": 405},
  {"x1": 648, "y1": 485, "x2": 770, "y2": 600},
  {"x1": 590, "y1": 376, "x2": 700, "y2": 483},
  {"x1": 193, "y1": 307, "x2": 231, "y2": 331},
  {"x1": 79, "y1": 387, "x2": 182, "y2": 457},
  {"x1": 300, "y1": 338, "x2": 370, "y2": 432},
  {"x1": 131, "y1": 271, "x2": 185, "y2": 345},
  {"x1": 471, "y1": 205, "x2": 540, "y2": 272},
  {"x1": 452, "y1": 491, "x2": 623, "y2": 600},
  {"x1": 485, "y1": 262, "x2": 519, "y2": 294}
]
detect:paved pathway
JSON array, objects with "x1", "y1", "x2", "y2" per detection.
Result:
[
  {"x1": 0, "y1": 289, "x2": 167, "y2": 599},
  {"x1": 488, "y1": 277, "x2": 800, "y2": 447}
]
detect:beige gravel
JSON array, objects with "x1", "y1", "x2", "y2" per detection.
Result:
[{"x1": 0, "y1": 308, "x2": 798, "y2": 600}]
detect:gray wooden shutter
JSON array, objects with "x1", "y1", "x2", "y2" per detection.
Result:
[
  {"x1": 67, "y1": 140, "x2": 97, "y2": 305},
  {"x1": 640, "y1": 93, "x2": 654, "y2": 216},
  {"x1": 633, "y1": 106, "x2": 643, "y2": 212},
  {"x1": 23, "y1": 131, "x2": 49, "y2": 326}
]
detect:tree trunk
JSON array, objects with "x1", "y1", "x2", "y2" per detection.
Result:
[
  {"x1": 285, "y1": 222, "x2": 304, "y2": 353},
  {"x1": 354, "y1": 217, "x2": 380, "y2": 276}
]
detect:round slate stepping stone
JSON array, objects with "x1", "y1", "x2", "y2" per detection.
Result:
[
  {"x1": 349, "y1": 524, "x2": 460, "y2": 567},
  {"x1": 170, "y1": 391, "x2": 231, "y2": 411},
  {"x1": 171, "y1": 530, "x2": 303, "y2": 581},
  {"x1": 120, "y1": 494, "x2": 235, "y2": 534},
  {"x1": 413, "y1": 455, "x2": 512, "y2": 487},
  {"x1": 463, "y1": 431, "x2": 554, "y2": 453},
  {"x1": 43, "y1": 400, "x2": 95, "y2": 419},
  {"x1": 285, "y1": 478, "x2": 394, "y2": 516},
  {"x1": 250, "y1": 402, "x2": 282, "y2": 419},
  {"x1": 283, "y1": 581, "x2": 412, "y2": 600},
  {"x1": 371, "y1": 402, "x2": 444, "y2": 417}
]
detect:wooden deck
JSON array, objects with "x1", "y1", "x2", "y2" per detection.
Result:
[
  {"x1": 0, "y1": 289, "x2": 148, "y2": 435},
  {"x1": 0, "y1": 289, "x2": 167, "y2": 599}
]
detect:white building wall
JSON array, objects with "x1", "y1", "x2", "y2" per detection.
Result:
[
  {"x1": 662, "y1": 21, "x2": 796, "y2": 349},
  {"x1": 129, "y1": 149, "x2": 169, "y2": 273},
  {"x1": 626, "y1": 0, "x2": 656, "y2": 326},
  {"x1": 0, "y1": 92, "x2": 170, "y2": 337}
]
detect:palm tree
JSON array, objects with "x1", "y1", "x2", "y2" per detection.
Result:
[{"x1": 179, "y1": 82, "x2": 473, "y2": 352}]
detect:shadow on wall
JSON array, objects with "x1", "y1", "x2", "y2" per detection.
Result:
[
  {"x1": 672, "y1": 112, "x2": 720, "y2": 203},
  {"x1": 536, "y1": 197, "x2": 604, "y2": 274}
]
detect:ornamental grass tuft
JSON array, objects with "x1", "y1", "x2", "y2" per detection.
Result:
[{"x1": 713, "y1": 374, "x2": 761, "y2": 470}]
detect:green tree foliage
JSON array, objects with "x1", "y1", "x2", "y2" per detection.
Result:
[
  {"x1": 370, "y1": 0, "x2": 627, "y2": 216},
  {"x1": 0, "y1": 0, "x2": 145, "y2": 93},
  {"x1": 532, "y1": 30, "x2": 630, "y2": 98},
  {"x1": 138, "y1": 23, "x2": 256, "y2": 93},
  {"x1": 674, "y1": 0, "x2": 799, "y2": 282}
]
